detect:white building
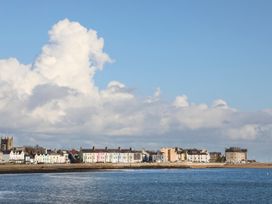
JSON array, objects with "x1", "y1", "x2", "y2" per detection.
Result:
[
  {"x1": 0, "y1": 151, "x2": 3, "y2": 163},
  {"x1": 25, "y1": 155, "x2": 34, "y2": 164},
  {"x1": 9, "y1": 150, "x2": 25, "y2": 163},
  {"x1": 186, "y1": 149, "x2": 210, "y2": 163},
  {"x1": 1, "y1": 151, "x2": 11, "y2": 163},
  {"x1": 105, "y1": 151, "x2": 120, "y2": 163},
  {"x1": 80, "y1": 147, "x2": 143, "y2": 163},
  {"x1": 34, "y1": 150, "x2": 69, "y2": 164},
  {"x1": 0, "y1": 150, "x2": 26, "y2": 163}
]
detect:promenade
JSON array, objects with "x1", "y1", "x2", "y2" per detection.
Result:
[{"x1": 0, "y1": 162, "x2": 271, "y2": 174}]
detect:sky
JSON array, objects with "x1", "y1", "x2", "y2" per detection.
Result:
[{"x1": 0, "y1": 1, "x2": 272, "y2": 161}]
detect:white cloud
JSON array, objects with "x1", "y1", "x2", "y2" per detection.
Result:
[
  {"x1": 145, "y1": 87, "x2": 161, "y2": 103},
  {"x1": 0, "y1": 19, "x2": 272, "y2": 159},
  {"x1": 173, "y1": 103, "x2": 233, "y2": 129},
  {"x1": 173, "y1": 95, "x2": 189, "y2": 108},
  {"x1": 227, "y1": 124, "x2": 259, "y2": 140},
  {"x1": 101, "y1": 81, "x2": 134, "y2": 102},
  {"x1": 212, "y1": 99, "x2": 229, "y2": 109},
  {"x1": 154, "y1": 87, "x2": 161, "y2": 98},
  {"x1": 0, "y1": 58, "x2": 40, "y2": 97},
  {"x1": 34, "y1": 18, "x2": 111, "y2": 94}
]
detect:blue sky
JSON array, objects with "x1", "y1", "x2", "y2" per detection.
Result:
[{"x1": 0, "y1": 0, "x2": 271, "y2": 111}]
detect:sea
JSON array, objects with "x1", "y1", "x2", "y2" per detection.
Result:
[{"x1": 0, "y1": 168, "x2": 272, "y2": 204}]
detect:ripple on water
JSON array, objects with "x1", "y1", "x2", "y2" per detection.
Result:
[{"x1": 0, "y1": 169, "x2": 271, "y2": 203}]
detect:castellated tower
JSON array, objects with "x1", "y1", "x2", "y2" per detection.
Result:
[{"x1": 0, "y1": 136, "x2": 13, "y2": 151}]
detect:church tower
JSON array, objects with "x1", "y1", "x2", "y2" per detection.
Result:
[{"x1": 0, "y1": 136, "x2": 13, "y2": 151}]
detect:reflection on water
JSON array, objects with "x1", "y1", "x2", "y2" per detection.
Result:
[{"x1": 0, "y1": 169, "x2": 271, "y2": 203}]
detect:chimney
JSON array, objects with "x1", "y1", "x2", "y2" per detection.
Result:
[
  {"x1": 105, "y1": 146, "x2": 108, "y2": 150},
  {"x1": 92, "y1": 146, "x2": 95, "y2": 150},
  {"x1": 118, "y1": 146, "x2": 121, "y2": 151}
]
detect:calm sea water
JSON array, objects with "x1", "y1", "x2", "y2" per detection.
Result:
[{"x1": 0, "y1": 168, "x2": 272, "y2": 204}]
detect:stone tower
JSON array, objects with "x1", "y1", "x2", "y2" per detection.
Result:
[{"x1": 0, "y1": 136, "x2": 13, "y2": 151}]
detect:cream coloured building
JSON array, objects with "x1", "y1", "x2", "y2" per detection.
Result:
[
  {"x1": 160, "y1": 147, "x2": 186, "y2": 162},
  {"x1": 186, "y1": 149, "x2": 210, "y2": 163},
  {"x1": 160, "y1": 148, "x2": 179, "y2": 162},
  {"x1": 225, "y1": 147, "x2": 247, "y2": 164},
  {"x1": 34, "y1": 150, "x2": 69, "y2": 164}
]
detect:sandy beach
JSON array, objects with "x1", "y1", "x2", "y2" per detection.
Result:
[{"x1": 0, "y1": 162, "x2": 271, "y2": 174}]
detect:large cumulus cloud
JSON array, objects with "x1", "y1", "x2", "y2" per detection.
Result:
[{"x1": 0, "y1": 19, "x2": 272, "y2": 161}]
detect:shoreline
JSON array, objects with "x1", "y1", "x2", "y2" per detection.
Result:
[{"x1": 0, "y1": 162, "x2": 272, "y2": 174}]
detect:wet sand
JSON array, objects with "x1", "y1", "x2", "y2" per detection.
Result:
[{"x1": 0, "y1": 162, "x2": 271, "y2": 174}]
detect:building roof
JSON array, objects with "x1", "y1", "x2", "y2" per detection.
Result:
[
  {"x1": 225, "y1": 147, "x2": 247, "y2": 153},
  {"x1": 145, "y1": 151, "x2": 157, "y2": 155},
  {"x1": 186, "y1": 149, "x2": 209, "y2": 155},
  {"x1": 186, "y1": 149, "x2": 201, "y2": 154},
  {"x1": 210, "y1": 152, "x2": 222, "y2": 155},
  {"x1": 2, "y1": 150, "x2": 11, "y2": 154},
  {"x1": 81, "y1": 148, "x2": 142, "y2": 154},
  {"x1": 12, "y1": 150, "x2": 23, "y2": 154},
  {"x1": 69, "y1": 149, "x2": 79, "y2": 155},
  {"x1": 176, "y1": 149, "x2": 186, "y2": 154}
]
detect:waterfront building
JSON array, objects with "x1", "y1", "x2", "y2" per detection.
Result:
[
  {"x1": 119, "y1": 148, "x2": 142, "y2": 163},
  {"x1": 68, "y1": 149, "x2": 80, "y2": 163},
  {"x1": 225, "y1": 147, "x2": 247, "y2": 164},
  {"x1": 0, "y1": 151, "x2": 3, "y2": 163},
  {"x1": 176, "y1": 148, "x2": 186, "y2": 161},
  {"x1": 34, "y1": 154, "x2": 48, "y2": 164},
  {"x1": 160, "y1": 147, "x2": 187, "y2": 162},
  {"x1": 34, "y1": 150, "x2": 70, "y2": 164},
  {"x1": 142, "y1": 150, "x2": 155, "y2": 162},
  {"x1": 105, "y1": 149, "x2": 120, "y2": 163},
  {"x1": 24, "y1": 154, "x2": 34, "y2": 164},
  {"x1": 80, "y1": 147, "x2": 105, "y2": 163},
  {"x1": 0, "y1": 136, "x2": 13, "y2": 151},
  {"x1": 80, "y1": 147, "x2": 143, "y2": 163},
  {"x1": 186, "y1": 149, "x2": 210, "y2": 163},
  {"x1": 209, "y1": 152, "x2": 223, "y2": 163},
  {"x1": 160, "y1": 148, "x2": 179, "y2": 162},
  {"x1": 2, "y1": 151, "x2": 11, "y2": 163},
  {"x1": 9, "y1": 150, "x2": 25, "y2": 163},
  {"x1": 142, "y1": 151, "x2": 164, "y2": 162},
  {"x1": 118, "y1": 149, "x2": 129, "y2": 163},
  {"x1": 0, "y1": 149, "x2": 25, "y2": 163},
  {"x1": 152, "y1": 151, "x2": 164, "y2": 163}
]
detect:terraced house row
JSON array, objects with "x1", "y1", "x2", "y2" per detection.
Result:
[{"x1": 79, "y1": 147, "x2": 143, "y2": 163}]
